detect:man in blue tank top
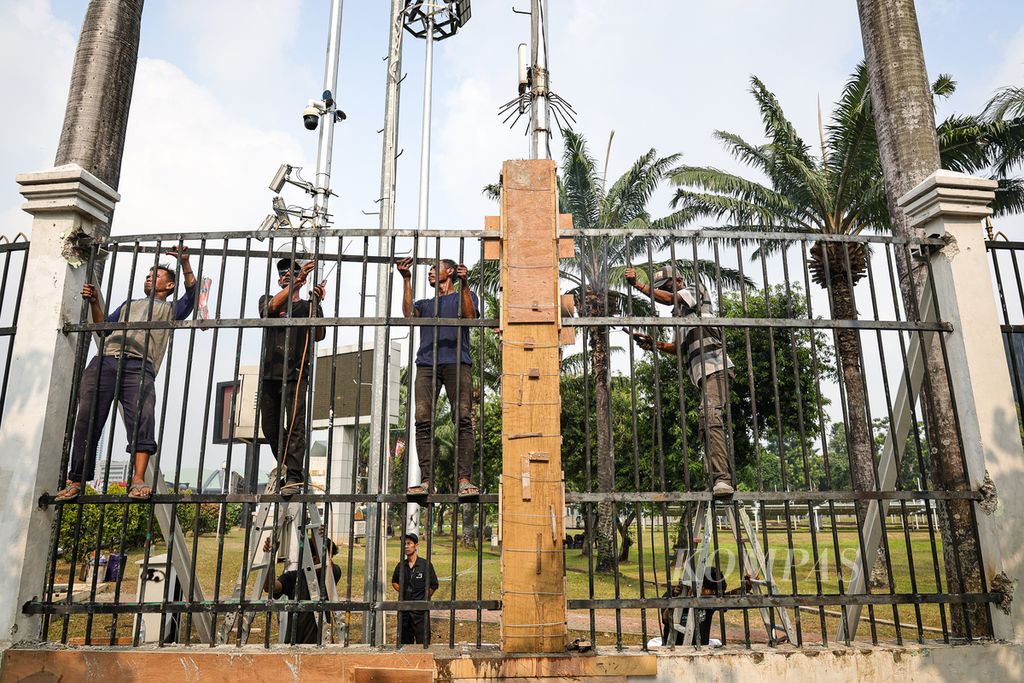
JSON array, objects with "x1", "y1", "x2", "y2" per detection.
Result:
[{"x1": 396, "y1": 257, "x2": 479, "y2": 497}]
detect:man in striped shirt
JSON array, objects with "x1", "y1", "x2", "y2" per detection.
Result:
[{"x1": 625, "y1": 266, "x2": 735, "y2": 496}]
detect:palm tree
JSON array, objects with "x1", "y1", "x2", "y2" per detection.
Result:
[
  {"x1": 857, "y1": 2, "x2": 1024, "y2": 638},
  {"x1": 670, "y1": 65, "x2": 1024, "y2": 544},
  {"x1": 56, "y1": 0, "x2": 145, "y2": 196},
  {"x1": 558, "y1": 130, "x2": 752, "y2": 572}
]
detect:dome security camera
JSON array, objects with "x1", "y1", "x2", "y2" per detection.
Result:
[{"x1": 303, "y1": 100, "x2": 325, "y2": 131}]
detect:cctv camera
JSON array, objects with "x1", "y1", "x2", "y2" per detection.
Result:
[
  {"x1": 269, "y1": 164, "x2": 291, "y2": 193},
  {"x1": 303, "y1": 100, "x2": 324, "y2": 131}
]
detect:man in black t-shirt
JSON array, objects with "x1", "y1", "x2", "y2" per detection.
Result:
[
  {"x1": 258, "y1": 258, "x2": 326, "y2": 494},
  {"x1": 272, "y1": 537, "x2": 342, "y2": 644},
  {"x1": 391, "y1": 533, "x2": 438, "y2": 644},
  {"x1": 661, "y1": 565, "x2": 750, "y2": 646}
]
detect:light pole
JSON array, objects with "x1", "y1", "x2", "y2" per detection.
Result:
[{"x1": 400, "y1": 0, "x2": 473, "y2": 541}]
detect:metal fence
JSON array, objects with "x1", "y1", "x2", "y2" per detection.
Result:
[
  {"x1": 988, "y1": 238, "x2": 1024, "y2": 431},
  {"x1": 0, "y1": 237, "x2": 29, "y2": 424},
  {"x1": 23, "y1": 227, "x2": 997, "y2": 650}
]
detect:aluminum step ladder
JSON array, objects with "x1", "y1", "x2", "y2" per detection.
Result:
[
  {"x1": 670, "y1": 499, "x2": 794, "y2": 646},
  {"x1": 218, "y1": 474, "x2": 344, "y2": 644}
]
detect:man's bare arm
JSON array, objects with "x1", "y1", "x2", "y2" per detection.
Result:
[
  {"x1": 396, "y1": 258, "x2": 418, "y2": 318},
  {"x1": 455, "y1": 264, "x2": 477, "y2": 318}
]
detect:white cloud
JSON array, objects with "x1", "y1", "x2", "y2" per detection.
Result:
[
  {"x1": 115, "y1": 58, "x2": 306, "y2": 234},
  {"x1": 0, "y1": 0, "x2": 76, "y2": 237}
]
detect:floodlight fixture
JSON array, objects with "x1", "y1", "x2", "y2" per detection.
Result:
[{"x1": 403, "y1": 0, "x2": 471, "y2": 40}]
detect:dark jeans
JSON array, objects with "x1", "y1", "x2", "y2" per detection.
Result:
[
  {"x1": 698, "y1": 370, "x2": 732, "y2": 486},
  {"x1": 398, "y1": 611, "x2": 429, "y2": 644},
  {"x1": 259, "y1": 378, "x2": 309, "y2": 484},
  {"x1": 415, "y1": 363, "x2": 474, "y2": 483},
  {"x1": 69, "y1": 356, "x2": 157, "y2": 484}
]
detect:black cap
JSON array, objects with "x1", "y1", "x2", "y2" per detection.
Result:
[
  {"x1": 702, "y1": 565, "x2": 726, "y2": 590},
  {"x1": 277, "y1": 258, "x2": 301, "y2": 276},
  {"x1": 404, "y1": 532, "x2": 419, "y2": 545}
]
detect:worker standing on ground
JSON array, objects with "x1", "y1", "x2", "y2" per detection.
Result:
[
  {"x1": 396, "y1": 257, "x2": 480, "y2": 496},
  {"x1": 258, "y1": 258, "x2": 326, "y2": 497},
  {"x1": 625, "y1": 265, "x2": 736, "y2": 496},
  {"x1": 391, "y1": 532, "x2": 438, "y2": 645}
]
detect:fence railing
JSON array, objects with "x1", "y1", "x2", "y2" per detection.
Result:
[
  {"x1": 0, "y1": 238, "x2": 29, "y2": 423},
  {"x1": 22, "y1": 227, "x2": 997, "y2": 649}
]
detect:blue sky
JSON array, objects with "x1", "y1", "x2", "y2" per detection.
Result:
[{"x1": 4, "y1": 0, "x2": 1023, "y2": 238}]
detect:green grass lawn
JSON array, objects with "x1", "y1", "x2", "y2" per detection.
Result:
[{"x1": 45, "y1": 522, "x2": 951, "y2": 647}]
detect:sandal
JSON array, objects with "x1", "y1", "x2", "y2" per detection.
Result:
[
  {"x1": 54, "y1": 481, "x2": 83, "y2": 502},
  {"x1": 127, "y1": 482, "x2": 152, "y2": 500},
  {"x1": 458, "y1": 481, "x2": 480, "y2": 497},
  {"x1": 407, "y1": 481, "x2": 430, "y2": 496}
]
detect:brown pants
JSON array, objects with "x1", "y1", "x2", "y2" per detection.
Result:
[{"x1": 699, "y1": 370, "x2": 732, "y2": 486}]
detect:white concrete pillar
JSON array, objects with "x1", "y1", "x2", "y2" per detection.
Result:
[
  {"x1": 0, "y1": 165, "x2": 118, "y2": 646},
  {"x1": 899, "y1": 169, "x2": 1024, "y2": 642},
  {"x1": 328, "y1": 425, "x2": 356, "y2": 545}
]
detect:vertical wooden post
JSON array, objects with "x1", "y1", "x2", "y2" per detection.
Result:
[{"x1": 498, "y1": 160, "x2": 567, "y2": 652}]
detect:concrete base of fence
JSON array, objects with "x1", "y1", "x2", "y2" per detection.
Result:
[{"x1": 1, "y1": 642, "x2": 1020, "y2": 682}]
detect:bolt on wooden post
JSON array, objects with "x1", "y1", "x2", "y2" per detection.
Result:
[{"x1": 486, "y1": 159, "x2": 572, "y2": 652}]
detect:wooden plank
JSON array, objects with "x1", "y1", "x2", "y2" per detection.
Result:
[
  {"x1": 353, "y1": 666, "x2": 433, "y2": 683},
  {"x1": 0, "y1": 649, "x2": 434, "y2": 683},
  {"x1": 440, "y1": 654, "x2": 656, "y2": 679},
  {"x1": 483, "y1": 215, "x2": 500, "y2": 260},
  {"x1": 498, "y1": 159, "x2": 567, "y2": 653}
]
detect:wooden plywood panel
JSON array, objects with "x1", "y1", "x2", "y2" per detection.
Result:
[
  {"x1": 353, "y1": 666, "x2": 433, "y2": 683},
  {"x1": 0, "y1": 650, "x2": 435, "y2": 683},
  {"x1": 439, "y1": 654, "x2": 656, "y2": 679},
  {"x1": 498, "y1": 159, "x2": 567, "y2": 653}
]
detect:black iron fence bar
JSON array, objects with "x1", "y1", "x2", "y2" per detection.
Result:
[
  {"x1": 25, "y1": 600, "x2": 503, "y2": 616},
  {"x1": 122, "y1": 246, "x2": 404, "y2": 265},
  {"x1": 564, "y1": 491, "x2": 982, "y2": 503},
  {"x1": 63, "y1": 317, "x2": 500, "y2": 333},
  {"x1": 93, "y1": 227, "x2": 945, "y2": 245},
  {"x1": 985, "y1": 240, "x2": 1024, "y2": 250},
  {"x1": 43, "y1": 492, "x2": 499, "y2": 506},
  {"x1": 0, "y1": 242, "x2": 29, "y2": 254},
  {"x1": 567, "y1": 593, "x2": 1001, "y2": 611},
  {"x1": 573, "y1": 317, "x2": 951, "y2": 332},
  {"x1": 61, "y1": 317, "x2": 949, "y2": 335},
  {"x1": 99, "y1": 228, "x2": 490, "y2": 243},
  {"x1": 560, "y1": 229, "x2": 945, "y2": 246},
  {"x1": 0, "y1": 326, "x2": 17, "y2": 336},
  {"x1": 999, "y1": 324, "x2": 1024, "y2": 332}
]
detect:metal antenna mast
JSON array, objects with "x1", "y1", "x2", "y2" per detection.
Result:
[
  {"x1": 498, "y1": 1, "x2": 574, "y2": 157},
  {"x1": 362, "y1": 0, "x2": 406, "y2": 645},
  {"x1": 401, "y1": 0, "x2": 473, "y2": 540},
  {"x1": 529, "y1": 0, "x2": 551, "y2": 160}
]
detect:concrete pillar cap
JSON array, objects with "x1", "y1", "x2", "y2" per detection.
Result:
[
  {"x1": 16, "y1": 164, "x2": 120, "y2": 224},
  {"x1": 897, "y1": 169, "x2": 997, "y2": 231}
]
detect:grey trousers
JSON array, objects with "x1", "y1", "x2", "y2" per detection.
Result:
[{"x1": 698, "y1": 370, "x2": 732, "y2": 486}]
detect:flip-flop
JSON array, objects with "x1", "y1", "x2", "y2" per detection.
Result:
[
  {"x1": 127, "y1": 482, "x2": 152, "y2": 500},
  {"x1": 54, "y1": 482, "x2": 83, "y2": 502},
  {"x1": 458, "y1": 481, "x2": 480, "y2": 497},
  {"x1": 407, "y1": 482, "x2": 430, "y2": 495}
]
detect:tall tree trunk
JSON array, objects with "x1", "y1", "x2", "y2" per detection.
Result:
[
  {"x1": 828, "y1": 279, "x2": 874, "y2": 516},
  {"x1": 56, "y1": 0, "x2": 144, "y2": 195},
  {"x1": 590, "y1": 319, "x2": 617, "y2": 573},
  {"x1": 616, "y1": 508, "x2": 637, "y2": 563},
  {"x1": 857, "y1": 0, "x2": 987, "y2": 636},
  {"x1": 460, "y1": 504, "x2": 476, "y2": 549}
]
